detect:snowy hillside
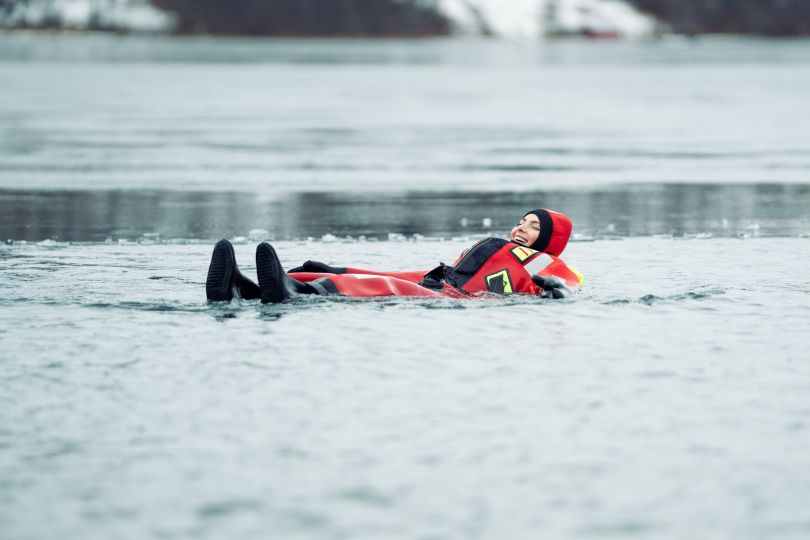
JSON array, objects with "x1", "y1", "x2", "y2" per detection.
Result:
[
  {"x1": 0, "y1": 0, "x2": 174, "y2": 31},
  {"x1": 0, "y1": 0, "x2": 659, "y2": 38},
  {"x1": 439, "y1": 0, "x2": 659, "y2": 38}
]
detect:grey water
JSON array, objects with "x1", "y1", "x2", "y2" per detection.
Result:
[
  {"x1": 3, "y1": 183, "x2": 810, "y2": 242},
  {"x1": 2, "y1": 33, "x2": 810, "y2": 540}
]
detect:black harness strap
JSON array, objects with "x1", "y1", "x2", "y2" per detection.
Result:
[{"x1": 445, "y1": 238, "x2": 509, "y2": 288}]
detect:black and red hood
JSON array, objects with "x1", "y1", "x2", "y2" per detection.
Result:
[{"x1": 524, "y1": 208, "x2": 572, "y2": 256}]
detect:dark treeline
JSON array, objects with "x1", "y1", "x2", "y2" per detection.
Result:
[
  {"x1": 150, "y1": 0, "x2": 450, "y2": 36},
  {"x1": 628, "y1": 0, "x2": 810, "y2": 36}
]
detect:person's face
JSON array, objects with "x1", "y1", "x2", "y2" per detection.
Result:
[{"x1": 511, "y1": 213, "x2": 541, "y2": 247}]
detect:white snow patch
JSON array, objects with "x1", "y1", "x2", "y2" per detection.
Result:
[
  {"x1": 546, "y1": 0, "x2": 659, "y2": 38},
  {"x1": 1, "y1": 0, "x2": 175, "y2": 32},
  {"x1": 438, "y1": 0, "x2": 543, "y2": 38},
  {"x1": 437, "y1": 0, "x2": 659, "y2": 39}
]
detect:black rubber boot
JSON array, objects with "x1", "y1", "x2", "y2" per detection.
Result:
[
  {"x1": 235, "y1": 274, "x2": 260, "y2": 300},
  {"x1": 256, "y1": 242, "x2": 317, "y2": 303},
  {"x1": 205, "y1": 239, "x2": 260, "y2": 301}
]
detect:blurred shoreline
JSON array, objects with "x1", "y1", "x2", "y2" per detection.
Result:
[{"x1": 3, "y1": 0, "x2": 810, "y2": 38}]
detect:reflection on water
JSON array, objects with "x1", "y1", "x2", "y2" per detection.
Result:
[
  {"x1": 3, "y1": 36, "x2": 810, "y2": 194},
  {"x1": 3, "y1": 33, "x2": 810, "y2": 65},
  {"x1": 2, "y1": 183, "x2": 809, "y2": 242}
]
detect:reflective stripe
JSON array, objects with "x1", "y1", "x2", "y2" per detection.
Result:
[{"x1": 523, "y1": 253, "x2": 553, "y2": 276}]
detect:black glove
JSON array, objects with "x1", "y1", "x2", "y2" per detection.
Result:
[
  {"x1": 418, "y1": 263, "x2": 452, "y2": 290},
  {"x1": 288, "y1": 260, "x2": 347, "y2": 274},
  {"x1": 532, "y1": 274, "x2": 571, "y2": 299}
]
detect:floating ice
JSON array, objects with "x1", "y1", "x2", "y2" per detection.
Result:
[
  {"x1": 388, "y1": 233, "x2": 407, "y2": 242},
  {"x1": 36, "y1": 239, "x2": 69, "y2": 247},
  {"x1": 572, "y1": 233, "x2": 595, "y2": 242},
  {"x1": 248, "y1": 229, "x2": 269, "y2": 241},
  {"x1": 140, "y1": 233, "x2": 160, "y2": 245}
]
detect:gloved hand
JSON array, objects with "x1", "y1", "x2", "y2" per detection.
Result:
[
  {"x1": 532, "y1": 274, "x2": 571, "y2": 299},
  {"x1": 288, "y1": 260, "x2": 347, "y2": 274}
]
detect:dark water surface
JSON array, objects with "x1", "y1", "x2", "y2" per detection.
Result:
[{"x1": 3, "y1": 183, "x2": 810, "y2": 242}]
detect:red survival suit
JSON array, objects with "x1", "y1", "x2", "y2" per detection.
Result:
[{"x1": 287, "y1": 210, "x2": 582, "y2": 299}]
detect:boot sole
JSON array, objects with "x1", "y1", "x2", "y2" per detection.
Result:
[
  {"x1": 256, "y1": 242, "x2": 285, "y2": 304},
  {"x1": 206, "y1": 239, "x2": 235, "y2": 301}
]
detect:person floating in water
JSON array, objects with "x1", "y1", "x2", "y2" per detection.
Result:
[{"x1": 205, "y1": 208, "x2": 583, "y2": 303}]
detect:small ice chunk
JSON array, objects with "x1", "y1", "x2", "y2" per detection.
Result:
[
  {"x1": 321, "y1": 234, "x2": 337, "y2": 243},
  {"x1": 459, "y1": 218, "x2": 469, "y2": 227},
  {"x1": 388, "y1": 233, "x2": 407, "y2": 242},
  {"x1": 140, "y1": 232, "x2": 160, "y2": 245},
  {"x1": 248, "y1": 229, "x2": 269, "y2": 241},
  {"x1": 482, "y1": 218, "x2": 493, "y2": 228}
]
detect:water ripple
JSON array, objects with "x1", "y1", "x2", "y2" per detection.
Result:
[{"x1": 196, "y1": 499, "x2": 265, "y2": 519}]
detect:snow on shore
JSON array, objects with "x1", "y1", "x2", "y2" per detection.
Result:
[
  {"x1": 439, "y1": 0, "x2": 659, "y2": 38},
  {"x1": 1, "y1": 0, "x2": 659, "y2": 38},
  {"x1": 0, "y1": 0, "x2": 175, "y2": 32}
]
